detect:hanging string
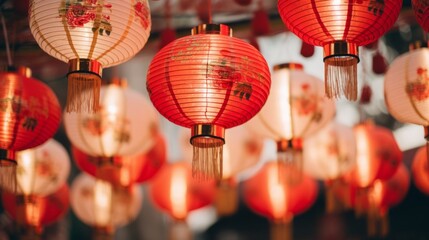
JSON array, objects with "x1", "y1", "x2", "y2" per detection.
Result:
[
  {"x1": 1, "y1": 12, "x2": 12, "y2": 67},
  {"x1": 165, "y1": 0, "x2": 171, "y2": 28},
  {"x1": 208, "y1": 0, "x2": 212, "y2": 23}
]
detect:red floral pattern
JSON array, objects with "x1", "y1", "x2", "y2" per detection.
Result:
[
  {"x1": 293, "y1": 83, "x2": 319, "y2": 116},
  {"x1": 60, "y1": 0, "x2": 113, "y2": 35},
  {"x1": 134, "y1": 1, "x2": 150, "y2": 29},
  {"x1": 406, "y1": 67, "x2": 429, "y2": 101}
]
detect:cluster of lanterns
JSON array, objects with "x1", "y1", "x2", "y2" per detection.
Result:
[{"x1": 1, "y1": 0, "x2": 429, "y2": 239}]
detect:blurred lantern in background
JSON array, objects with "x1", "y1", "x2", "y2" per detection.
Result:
[
  {"x1": 303, "y1": 121, "x2": 356, "y2": 212},
  {"x1": 385, "y1": 44, "x2": 429, "y2": 162},
  {"x1": 29, "y1": 0, "x2": 152, "y2": 113},
  {"x1": 70, "y1": 174, "x2": 142, "y2": 240},
  {"x1": 0, "y1": 67, "x2": 61, "y2": 193},
  {"x1": 72, "y1": 133, "x2": 166, "y2": 187},
  {"x1": 0, "y1": 139, "x2": 70, "y2": 197},
  {"x1": 150, "y1": 161, "x2": 216, "y2": 240},
  {"x1": 147, "y1": 23, "x2": 270, "y2": 181},
  {"x1": 2, "y1": 184, "x2": 70, "y2": 239},
  {"x1": 243, "y1": 162, "x2": 318, "y2": 240},
  {"x1": 412, "y1": 0, "x2": 429, "y2": 33},
  {"x1": 277, "y1": 0, "x2": 402, "y2": 100},
  {"x1": 64, "y1": 79, "x2": 159, "y2": 160},
  {"x1": 248, "y1": 63, "x2": 335, "y2": 184},
  {"x1": 411, "y1": 146, "x2": 429, "y2": 195},
  {"x1": 346, "y1": 122, "x2": 402, "y2": 188},
  {"x1": 181, "y1": 125, "x2": 264, "y2": 216}
]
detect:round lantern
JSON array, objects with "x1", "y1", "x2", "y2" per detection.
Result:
[
  {"x1": 64, "y1": 80, "x2": 158, "y2": 158},
  {"x1": 0, "y1": 139, "x2": 70, "y2": 196},
  {"x1": 346, "y1": 122, "x2": 402, "y2": 188},
  {"x1": 29, "y1": 0, "x2": 151, "y2": 113},
  {"x1": 70, "y1": 173, "x2": 142, "y2": 234},
  {"x1": 150, "y1": 161, "x2": 216, "y2": 221},
  {"x1": 411, "y1": 146, "x2": 429, "y2": 195},
  {"x1": 247, "y1": 63, "x2": 335, "y2": 183},
  {"x1": 0, "y1": 68, "x2": 61, "y2": 192},
  {"x1": 2, "y1": 184, "x2": 70, "y2": 234},
  {"x1": 385, "y1": 46, "x2": 429, "y2": 147},
  {"x1": 303, "y1": 121, "x2": 356, "y2": 181},
  {"x1": 146, "y1": 23, "x2": 271, "y2": 180},
  {"x1": 243, "y1": 162, "x2": 318, "y2": 240},
  {"x1": 72, "y1": 133, "x2": 166, "y2": 186},
  {"x1": 412, "y1": 0, "x2": 429, "y2": 32},
  {"x1": 277, "y1": 0, "x2": 402, "y2": 100}
]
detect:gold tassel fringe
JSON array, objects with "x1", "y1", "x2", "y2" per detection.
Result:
[
  {"x1": 324, "y1": 56, "x2": 358, "y2": 100},
  {"x1": 271, "y1": 221, "x2": 292, "y2": 240},
  {"x1": 191, "y1": 137, "x2": 223, "y2": 181},
  {"x1": 0, "y1": 163, "x2": 16, "y2": 193},
  {"x1": 214, "y1": 179, "x2": 238, "y2": 216},
  {"x1": 66, "y1": 72, "x2": 101, "y2": 113},
  {"x1": 277, "y1": 149, "x2": 303, "y2": 185},
  {"x1": 169, "y1": 221, "x2": 192, "y2": 240}
]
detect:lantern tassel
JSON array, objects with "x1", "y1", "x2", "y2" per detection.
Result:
[
  {"x1": 270, "y1": 220, "x2": 292, "y2": 240},
  {"x1": 192, "y1": 137, "x2": 223, "y2": 181},
  {"x1": 66, "y1": 72, "x2": 101, "y2": 113},
  {"x1": 324, "y1": 57, "x2": 358, "y2": 100},
  {"x1": 169, "y1": 220, "x2": 191, "y2": 240},
  {"x1": 214, "y1": 178, "x2": 238, "y2": 216},
  {"x1": 0, "y1": 163, "x2": 16, "y2": 193}
]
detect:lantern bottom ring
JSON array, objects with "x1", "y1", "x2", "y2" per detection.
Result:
[
  {"x1": 276, "y1": 139, "x2": 302, "y2": 152},
  {"x1": 323, "y1": 41, "x2": 360, "y2": 63},
  {"x1": 190, "y1": 124, "x2": 225, "y2": 147}
]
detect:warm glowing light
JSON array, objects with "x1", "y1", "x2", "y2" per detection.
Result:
[
  {"x1": 355, "y1": 126, "x2": 371, "y2": 187},
  {"x1": 17, "y1": 150, "x2": 36, "y2": 195},
  {"x1": 94, "y1": 180, "x2": 113, "y2": 227},
  {"x1": 372, "y1": 180, "x2": 384, "y2": 207},
  {"x1": 268, "y1": 165, "x2": 286, "y2": 219},
  {"x1": 222, "y1": 146, "x2": 232, "y2": 178},
  {"x1": 171, "y1": 167, "x2": 188, "y2": 220}
]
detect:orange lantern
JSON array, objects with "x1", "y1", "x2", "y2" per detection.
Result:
[
  {"x1": 64, "y1": 80, "x2": 159, "y2": 158},
  {"x1": 70, "y1": 173, "x2": 142, "y2": 238},
  {"x1": 0, "y1": 68, "x2": 61, "y2": 192},
  {"x1": 243, "y1": 162, "x2": 318, "y2": 240},
  {"x1": 247, "y1": 63, "x2": 335, "y2": 183},
  {"x1": 29, "y1": 0, "x2": 152, "y2": 113},
  {"x1": 72, "y1": 133, "x2": 166, "y2": 186},
  {"x1": 411, "y1": 146, "x2": 429, "y2": 195},
  {"x1": 150, "y1": 161, "x2": 216, "y2": 240},
  {"x1": 147, "y1": 23, "x2": 271, "y2": 180},
  {"x1": 345, "y1": 122, "x2": 402, "y2": 188},
  {"x1": 278, "y1": 0, "x2": 402, "y2": 100},
  {"x1": 2, "y1": 184, "x2": 70, "y2": 236}
]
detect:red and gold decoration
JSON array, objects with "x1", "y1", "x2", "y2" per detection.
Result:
[
  {"x1": 29, "y1": 0, "x2": 152, "y2": 113},
  {"x1": 147, "y1": 23, "x2": 270, "y2": 180},
  {"x1": 0, "y1": 139, "x2": 70, "y2": 197},
  {"x1": 248, "y1": 63, "x2": 335, "y2": 183},
  {"x1": 243, "y1": 162, "x2": 318, "y2": 240},
  {"x1": 70, "y1": 173, "x2": 142, "y2": 239},
  {"x1": 72, "y1": 133, "x2": 166, "y2": 187},
  {"x1": 0, "y1": 68, "x2": 61, "y2": 192},
  {"x1": 277, "y1": 0, "x2": 402, "y2": 100},
  {"x1": 2, "y1": 184, "x2": 70, "y2": 239},
  {"x1": 64, "y1": 80, "x2": 158, "y2": 158},
  {"x1": 150, "y1": 161, "x2": 216, "y2": 240}
]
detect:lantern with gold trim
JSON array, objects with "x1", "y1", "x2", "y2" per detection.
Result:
[
  {"x1": 147, "y1": 23, "x2": 270, "y2": 180},
  {"x1": 29, "y1": 0, "x2": 152, "y2": 113}
]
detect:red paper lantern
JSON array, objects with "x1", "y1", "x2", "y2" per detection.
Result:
[
  {"x1": 147, "y1": 24, "x2": 270, "y2": 180},
  {"x1": 0, "y1": 69, "x2": 61, "y2": 190},
  {"x1": 2, "y1": 184, "x2": 69, "y2": 231},
  {"x1": 277, "y1": 0, "x2": 402, "y2": 100},
  {"x1": 412, "y1": 0, "x2": 429, "y2": 32},
  {"x1": 346, "y1": 122, "x2": 402, "y2": 188},
  {"x1": 411, "y1": 146, "x2": 429, "y2": 195},
  {"x1": 72, "y1": 134, "x2": 167, "y2": 186},
  {"x1": 243, "y1": 162, "x2": 318, "y2": 222},
  {"x1": 149, "y1": 161, "x2": 216, "y2": 221}
]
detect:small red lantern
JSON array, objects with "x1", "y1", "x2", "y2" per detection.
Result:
[
  {"x1": 147, "y1": 24, "x2": 270, "y2": 180},
  {"x1": 277, "y1": 0, "x2": 402, "y2": 100},
  {"x1": 0, "y1": 68, "x2": 61, "y2": 191},
  {"x1": 2, "y1": 184, "x2": 69, "y2": 235},
  {"x1": 412, "y1": 0, "x2": 429, "y2": 32},
  {"x1": 243, "y1": 162, "x2": 318, "y2": 240},
  {"x1": 72, "y1": 134, "x2": 167, "y2": 186}
]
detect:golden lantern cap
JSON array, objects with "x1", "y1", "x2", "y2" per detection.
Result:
[
  {"x1": 192, "y1": 24, "x2": 232, "y2": 37},
  {"x1": 323, "y1": 40, "x2": 360, "y2": 62},
  {"x1": 273, "y1": 63, "x2": 304, "y2": 71}
]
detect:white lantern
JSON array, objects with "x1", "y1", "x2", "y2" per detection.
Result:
[
  {"x1": 64, "y1": 81, "x2": 159, "y2": 157},
  {"x1": 70, "y1": 173, "x2": 142, "y2": 231},
  {"x1": 29, "y1": 0, "x2": 151, "y2": 113},
  {"x1": 303, "y1": 122, "x2": 356, "y2": 180},
  {"x1": 0, "y1": 139, "x2": 70, "y2": 196}
]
